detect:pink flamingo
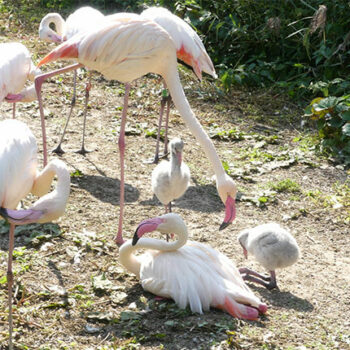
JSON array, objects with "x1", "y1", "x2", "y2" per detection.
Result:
[
  {"x1": 120, "y1": 213, "x2": 267, "y2": 319},
  {"x1": 141, "y1": 7, "x2": 217, "y2": 163},
  {"x1": 34, "y1": 18, "x2": 236, "y2": 246},
  {"x1": 0, "y1": 119, "x2": 70, "y2": 350},
  {"x1": 0, "y1": 42, "x2": 41, "y2": 118},
  {"x1": 39, "y1": 6, "x2": 104, "y2": 154}
]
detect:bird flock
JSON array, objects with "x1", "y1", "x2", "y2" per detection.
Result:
[{"x1": 0, "y1": 5, "x2": 300, "y2": 349}]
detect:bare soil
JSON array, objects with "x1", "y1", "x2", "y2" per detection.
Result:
[{"x1": 0, "y1": 23, "x2": 349, "y2": 350}]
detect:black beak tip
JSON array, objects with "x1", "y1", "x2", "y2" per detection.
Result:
[
  {"x1": 132, "y1": 234, "x2": 140, "y2": 246},
  {"x1": 219, "y1": 221, "x2": 231, "y2": 231}
]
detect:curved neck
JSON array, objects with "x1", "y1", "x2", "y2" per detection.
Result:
[
  {"x1": 31, "y1": 159, "x2": 70, "y2": 198},
  {"x1": 40, "y1": 13, "x2": 65, "y2": 37},
  {"x1": 119, "y1": 226, "x2": 188, "y2": 277},
  {"x1": 162, "y1": 65, "x2": 225, "y2": 178}
]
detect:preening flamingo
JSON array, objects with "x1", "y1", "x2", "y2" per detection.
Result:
[
  {"x1": 0, "y1": 42, "x2": 41, "y2": 118},
  {"x1": 0, "y1": 119, "x2": 70, "y2": 350},
  {"x1": 39, "y1": 6, "x2": 104, "y2": 154},
  {"x1": 35, "y1": 18, "x2": 236, "y2": 246},
  {"x1": 141, "y1": 7, "x2": 217, "y2": 163},
  {"x1": 119, "y1": 213, "x2": 267, "y2": 319},
  {"x1": 238, "y1": 222, "x2": 300, "y2": 290},
  {"x1": 151, "y1": 138, "x2": 190, "y2": 213}
]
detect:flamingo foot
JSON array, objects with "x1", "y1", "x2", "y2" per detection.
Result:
[
  {"x1": 75, "y1": 146, "x2": 92, "y2": 155},
  {"x1": 52, "y1": 144, "x2": 65, "y2": 155}
]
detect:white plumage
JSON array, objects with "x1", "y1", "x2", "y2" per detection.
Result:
[
  {"x1": 0, "y1": 42, "x2": 40, "y2": 109},
  {"x1": 0, "y1": 119, "x2": 70, "y2": 350},
  {"x1": 119, "y1": 213, "x2": 267, "y2": 320},
  {"x1": 238, "y1": 222, "x2": 300, "y2": 289},
  {"x1": 151, "y1": 138, "x2": 190, "y2": 211}
]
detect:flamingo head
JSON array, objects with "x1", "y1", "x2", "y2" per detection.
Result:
[
  {"x1": 169, "y1": 138, "x2": 184, "y2": 165},
  {"x1": 132, "y1": 213, "x2": 187, "y2": 245},
  {"x1": 39, "y1": 26, "x2": 62, "y2": 43},
  {"x1": 216, "y1": 174, "x2": 237, "y2": 230}
]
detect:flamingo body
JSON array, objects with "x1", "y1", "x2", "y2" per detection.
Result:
[
  {"x1": 120, "y1": 213, "x2": 267, "y2": 320},
  {"x1": 0, "y1": 43, "x2": 40, "y2": 103}
]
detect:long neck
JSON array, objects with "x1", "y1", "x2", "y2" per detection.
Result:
[
  {"x1": 162, "y1": 65, "x2": 226, "y2": 179},
  {"x1": 31, "y1": 159, "x2": 70, "y2": 198},
  {"x1": 41, "y1": 13, "x2": 65, "y2": 37},
  {"x1": 119, "y1": 226, "x2": 188, "y2": 278}
]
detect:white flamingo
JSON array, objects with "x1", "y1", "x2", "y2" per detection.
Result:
[
  {"x1": 152, "y1": 137, "x2": 190, "y2": 213},
  {"x1": 238, "y1": 222, "x2": 300, "y2": 290},
  {"x1": 141, "y1": 7, "x2": 217, "y2": 163},
  {"x1": 34, "y1": 18, "x2": 237, "y2": 246},
  {"x1": 120, "y1": 213, "x2": 267, "y2": 319},
  {"x1": 0, "y1": 119, "x2": 70, "y2": 350},
  {"x1": 39, "y1": 6, "x2": 105, "y2": 154},
  {"x1": 0, "y1": 42, "x2": 41, "y2": 118}
]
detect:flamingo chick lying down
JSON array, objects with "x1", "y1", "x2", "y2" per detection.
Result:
[
  {"x1": 238, "y1": 222, "x2": 300, "y2": 290},
  {"x1": 119, "y1": 213, "x2": 267, "y2": 320}
]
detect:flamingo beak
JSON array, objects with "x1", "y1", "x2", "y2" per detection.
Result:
[
  {"x1": 243, "y1": 247, "x2": 248, "y2": 259},
  {"x1": 219, "y1": 195, "x2": 236, "y2": 230},
  {"x1": 176, "y1": 151, "x2": 182, "y2": 165},
  {"x1": 0, "y1": 207, "x2": 43, "y2": 224},
  {"x1": 5, "y1": 93, "x2": 24, "y2": 103},
  {"x1": 132, "y1": 217, "x2": 165, "y2": 246}
]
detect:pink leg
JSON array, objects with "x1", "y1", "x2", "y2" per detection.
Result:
[
  {"x1": 52, "y1": 69, "x2": 78, "y2": 155},
  {"x1": 115, "y1": 83, "x2": 131, "y2": 247},
  {"x1": 77, "y1": 73, "x2": 92, "y2": 155},
  {"x1": 7, "y1": 224, "x2": 15, "y2": 350},
  {"x1": 240, "y1": 268, "x2": 278, "y2": 290},
  {"x1": 12, "y1": 103, "x2": 16, "y2": 119},
  {"x1": 163, "y1": 95, "x2": 171, "y2": 157},
  {"x1": 35, "y1": 63, "x2": 84, "y2": 166},
  {"x1": 239, "y1": 267, "x2": 271, "y2": 281}
]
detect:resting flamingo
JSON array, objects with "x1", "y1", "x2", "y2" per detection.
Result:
[
  {"x1": 120, "y1": 213, "x2": 267, "y2": 319},
  {"x1": 0, "y1": 119, "x2": 70, "y2": 350},
  {"x1": 0, "y1": 42, "x2": 41, "y2": 118},
  {"x1": 141, "y1": 7, "x2": 217, "y2": 163},
  {"x1": 35, "y1": 18, "x2": 236, "y2": 246},
  {"x1": 39, "y1": 6, "x2": 104, "y2": 154}
]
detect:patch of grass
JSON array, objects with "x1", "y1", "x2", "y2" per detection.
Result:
[{"x1": 269, "y1": 179, "x2": 301, "y2": 193}]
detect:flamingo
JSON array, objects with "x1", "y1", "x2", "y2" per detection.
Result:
[
  {"x1": 238, "y1": 223, "x2": 300, "y2": 290},
  {"x1": 0, "y1": 119, "x2": 70, "y2": 350},
  {"x1": 119, "y1": 213, "x2": 267, "y2": 319},
  {"x1": 0, "y1": 42, "x2": 41, "y2": 118},
  {"x1": 39, "y1": 6, "x2": 105, "y2": 154},
  {"x1": 34, "y1": 18, "x2": 237, "y2": 246},
  {"x1": 140, "y1": 7, "x2": 217, "y2": 163},
  {"x1": 151, "y1": 137, "x2": 190, "y2": 213}
]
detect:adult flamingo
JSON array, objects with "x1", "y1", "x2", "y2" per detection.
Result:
[
  {"x1": 0, "y1": 42, "x2": 41, "y2": 118},
  {"x1": 120, "y1": 213, "x2": 267, "y2": 319},
  {"x1": 39, "y1": 6, "x2": 104, "y2": 154},
  {"x1": 35, "y1": 18, "x2": 236, "y2": 246},
  {"x1": 141, "y1": 7, "x2": 217, "y2": 163},
  {"x1": 0, "y1": 119, "x2": 70, "y2": 350}
]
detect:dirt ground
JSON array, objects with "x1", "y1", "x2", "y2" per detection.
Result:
[{"x1": 0, "y1": 24, "x2": 350, "y2": 350}]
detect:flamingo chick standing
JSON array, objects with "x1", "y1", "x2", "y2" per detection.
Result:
[
  {"x1": 119, "y1": 213, "x2": 267, "y2": 319},
  {"x1": 0, "y1": 119, "x2": 70, "y2": 350},
  {"x1": 141, "y1": 7, "x2": 217, "y2": 163},
  {"x1": 35, "y1": 18, "x2": 237, "y2": 246},
  {"x1": 39, "y1": 6, "x2": 104, "y2": 154},
  {"x1": 238, "y1": 222, "x2": 300, "y2": 290},
  {"x1": 152, "y1": 138, "x2": 190, "y2": 213},
  {"x1": 0, "y1": 42, "x2": 41, "y2": 117}
]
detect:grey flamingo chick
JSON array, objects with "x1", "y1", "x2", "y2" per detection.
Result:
[
  {"x1": 238, "y1": 222, "x2": 300, "y2": 290},
  {"x1": 151, "y1": 138, "x2": 190, "y2": 214}
]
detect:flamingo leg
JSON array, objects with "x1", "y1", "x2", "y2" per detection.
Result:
[
  {"x1": 52, "y1": 70, "x2": 78, "y2": 155},
  {"x1": 163, "y1": 92, "x2": 171, "y2": 157},
  {"x1": 115, "y1": 83, "x2": 131, "y2": 247},
  {"x1": 35, "y1": 63, "x2": 84, "y2": 166},
  {"x1": 7, "y1": 223, "x2": 15, "y2": 350},
  {"x1": 12, "y1": 103, "x2": 16, "y2": 119},
  {"x1": 77, "y1": 73, "x2": 92, "y2": 155},
  {"x1": 240, "y1": 268, "x2": 278, "y2": 290},
  {"x1": 239, "y1": 267, "x2": 271, "y2": 281}
]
